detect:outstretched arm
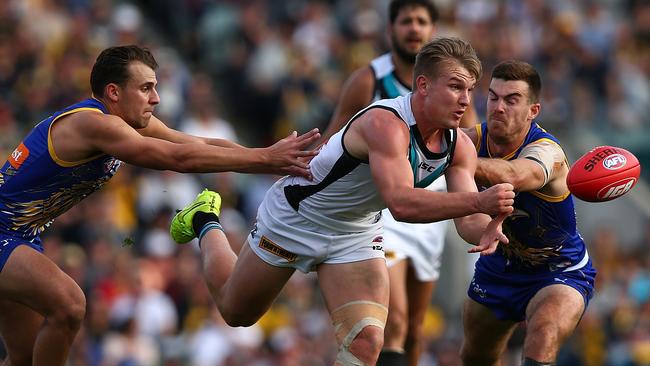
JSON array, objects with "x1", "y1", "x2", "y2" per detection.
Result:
[
  {"x1": 462, "y1": 125, "x2": 564, "y2": 193},
  {"x1": 70, "y1": 112, "x2": 320, "y2": 177},
  {"x1": 475, "y1": 140, "x2": 566, "y2": 192},
  {"x1": 139, "y1": 116, "x2": 245, "y2": 148}
]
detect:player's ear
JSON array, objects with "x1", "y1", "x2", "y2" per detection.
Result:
[
  {"x1": 529, "y1": 103, "x2": 540, "y2": 120},
  {"x1": 105, "y1": 83, "x2": 120, "y2": 102},
  {"x1": 415, "y1": 75, "x2": 428, "y2": 95}
]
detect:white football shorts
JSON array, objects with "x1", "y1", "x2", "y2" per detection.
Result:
[{"x1": 247, "y1": 192, "x2": 385, "y2": 273}]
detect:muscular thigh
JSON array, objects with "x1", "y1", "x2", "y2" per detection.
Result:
[
  {"x1": 462, "y1": 298, "x2": 517, "y2": 355},
  {"x1": 0, "y1": 244, "x2": 81, "y2": 315},
  {"x1": 0, "y1": 299, "x2": 43, "y2": 361},
  {"x1": 221, "y1": 243, "x2": 295, "y2": 316},
  {"x1": 317, "y1": 258, "x2": 389, "y2": 312},
  {"x1": 525, "y1": 284, "x2": 585, "y2": 336}
]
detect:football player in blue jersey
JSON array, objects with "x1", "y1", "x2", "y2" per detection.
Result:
[
  {"x1": 461, "y1": 60, "x2": 596, "y2": 366},
  {"x1": 0, "y1": 45, "x2": 319, "y2": 366}
]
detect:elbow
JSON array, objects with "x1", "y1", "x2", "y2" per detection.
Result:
[
  {"x1": 170, "y1": 155, "x2": 199, "y2": 173},
  {"x1": 386, "y1": 202, "x2": 413, "y2": 222},
  {"x1": 454, "y1": 216, "x2": 479, "y2": 245}
]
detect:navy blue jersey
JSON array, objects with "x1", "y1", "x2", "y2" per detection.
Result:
[
  {"x1": 0, "y1": 98, "x2": 121, "y2": 243},
  {"x1": 474, "y1": 121, "x2": 588, "y2": 273}
]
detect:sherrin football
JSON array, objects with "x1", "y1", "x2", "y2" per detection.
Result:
[{"x1": 567, "y1": 146, "x2": 641, "y2": 202}]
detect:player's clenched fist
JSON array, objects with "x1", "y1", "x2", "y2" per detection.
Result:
[{"x1": 477, "y1": 183, "x2": 515, "y2": 216}]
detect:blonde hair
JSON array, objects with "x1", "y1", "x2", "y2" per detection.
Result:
[{"x1": 413, "y1": 37, "x2": 482, "y2": 87}]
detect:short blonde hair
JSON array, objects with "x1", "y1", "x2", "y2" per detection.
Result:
[{"x1": 413, "y1": 37, "x2": 482, "y2": 87}]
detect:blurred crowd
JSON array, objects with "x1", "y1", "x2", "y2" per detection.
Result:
[{"x1": 0, "y1": 0, "x2": 649, "y2": 365}]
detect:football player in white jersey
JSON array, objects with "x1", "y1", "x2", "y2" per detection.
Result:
[
  {"x1": 170, "y1": 37, "x2": 514, "y2": 366},
  {"x1": 318, "y1": 1, "x2": 478, "y2": 365}
]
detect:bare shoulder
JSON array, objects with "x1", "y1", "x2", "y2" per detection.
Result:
[
  {"x1": 346, "y1": 107, "x2": 408, "y2": 157},
  {"x1": 66, "y1": 109, "x2": 121, "y2": 125},
  {"x1": 339, "y1": 66, "x2": 375, "y2": 106},
  {"x1": 360, "y1": 107, "x2": 405, "y2": 131},
  {"x1": 56, "y1": 110, "x2": 113, "y2": 132},
  {"x1": 362, "y1": 109, "x2": 410, "y2": 150},
  {"x1": 49, "y1": 110, "x2": 128, "y2": 161},
  {"x1": 457, "y1": 128, "x2": 476, "y2": 147},
  {"x1": 62, "y1": 111, "x2": 136, "y2": 142},
  {"x1": 346, "y1": 66, "x2": 375, "y2": 91}
]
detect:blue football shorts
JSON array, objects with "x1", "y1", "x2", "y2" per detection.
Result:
[
  {"x1": 467, "y1": 260, "x2": 596, "y2": 322},
  {"x1": 0, "y1": 235, "x2": 43, "y2": 272}
]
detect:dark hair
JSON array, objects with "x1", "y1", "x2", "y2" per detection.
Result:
[
  {"x1": 389, "y1": 0, "x2": 439, "y2": 24},
  {"x1": 90, "y1": 45, "x2": 158, "y2": 98},
  {"x1": 413, "y1": 37, "x2": 481, "y2": 87},
  {"x1": 491, "y1": 60, "x2": 541, "y2": 103}
]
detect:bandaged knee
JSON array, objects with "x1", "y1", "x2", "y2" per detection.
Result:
[{"x1": 331, "y1": 300, "x2": 388, "y2": 366}]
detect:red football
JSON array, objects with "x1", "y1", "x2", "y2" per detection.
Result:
[{"x1": 567, "y1": 146, "x2": 641, "y2": 202}]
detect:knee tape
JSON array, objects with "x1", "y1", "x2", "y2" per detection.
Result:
[{"x1": 331, "y1": 300, "x2": 388, "y2": 366}]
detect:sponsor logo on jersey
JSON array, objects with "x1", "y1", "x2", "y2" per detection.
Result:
[
  {"x1": 259, "y1": 235, "x2": 297, "y2": 262},
  {"x1": 417, "y1": 161, "x2": 436, "y2": 172},
  {"x1": 602, "y1": 154, "x2": 626, "y2": 170},
  {"x1": 8, "y1": 143, "x2": 29, "y2": 169}
]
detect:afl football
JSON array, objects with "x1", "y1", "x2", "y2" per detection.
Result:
[{"x1": 567, "y1": 146, "x2": 641, "y2": 202}]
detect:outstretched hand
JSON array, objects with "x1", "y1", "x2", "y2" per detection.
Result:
[
  {"x1": 468, "y1": 213, "x2": 509, "y2": 255},
  {"x1": 266, "y1": 129, "x2": 321, "y2": 179}
]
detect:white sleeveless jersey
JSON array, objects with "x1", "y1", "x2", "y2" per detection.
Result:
[
  {"x1": 372, "y1": 54, "x2": 451, "y2": 280},
  {"x1": 265, "y1": 93, "x2": 457, "y2": 233},
  {"x1": 370, "y1": 53, "x2": 446, "y2": 191}
]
